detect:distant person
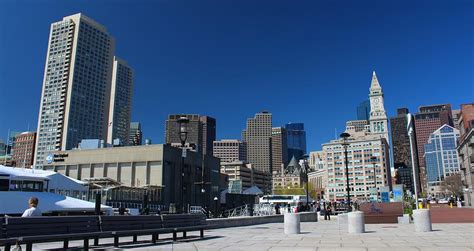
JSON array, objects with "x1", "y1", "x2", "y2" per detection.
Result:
[
  {"x1": 275, "y1": 204, "x2": 281, "y2": 214},
  {"x1": 324, "y1": 203, "x2": 331, "y2": 220},
  {"x1": 22, "y1": 197, "x2": 42, "y2": 217},
  {"x1": 119, "y1": 204, "x2": 126, "y2": 215},
  {"x1": 457, "y1": 198, "x2": 462, "y2": 208},
  {"x1": 287, "y1": 204, "x2": 291, "y2": 213}
]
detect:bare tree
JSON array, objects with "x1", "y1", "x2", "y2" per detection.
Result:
[{"x1": 440, "y1": 174, "x2": 463, "y2": 197}]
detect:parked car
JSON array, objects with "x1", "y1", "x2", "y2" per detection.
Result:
[{"x1": 438, "y1": 198, "x2": 449, "y2": 204}]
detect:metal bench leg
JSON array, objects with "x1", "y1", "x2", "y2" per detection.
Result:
[
  {"x1": 26, "y1": 243, "x2": 32, "y2": 251},
  {"x1": 63, "y1": 240, "x2": 69, "y2": 249},
  {"x1": 83, "y1": 238, "x2": 89, "y2": 250},
  {"x1": 94, "y1": 237, "x2": 99, "y2": 246},
  {"x1": 133, "y1": 234, "x2": 138, "y2": 243},
  {"x1": 183, "y1": 231, "x2": 187, "y2": 239},
  {"x1": 114, "y1": 236, "x2": 119, "y2": 247},
  {"x1": 5, "y1": 244, "x2": 11, "y2": 251},
  {"x1": 200, "y1": 229, "x2": 204, "y2": 238},
  {"x1": 173, "y1": 231, "x2": 177, "y2": 241},
  {"x1": 152, "y1": 233, "x2": 157, "y2": 243}
]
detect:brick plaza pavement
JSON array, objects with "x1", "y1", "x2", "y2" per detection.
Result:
[{"x1": 30, "y1": 219, "x2": 474, "y2": 251}]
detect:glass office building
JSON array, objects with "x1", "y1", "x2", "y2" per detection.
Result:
[
  {"x1": 424, "y1": 125, "x2": 461, "y2": 186},
  {"x1": 285, "y1": 123, "x2": 306, "y2": 161}
]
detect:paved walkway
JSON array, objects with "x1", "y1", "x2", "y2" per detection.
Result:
[{"x1": 31, "y1": 220, "x2": 474, "y2": 251}]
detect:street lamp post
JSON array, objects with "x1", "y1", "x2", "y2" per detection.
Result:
[
  {"x1": 370, "y1": 156, "x2": 378, "y2": 202},
  {"x1": 177, "y1": 116, "x2": 189, "y2": 214},
  {"x1": 301, "y1": 154, "x2": 310, "y2": 209},
  {"x1": 340, "y1": 132, "x2": 351, "y2": 212},
  {"x1": 213, "y1": 196, "x2": 219, "y2": 218}
]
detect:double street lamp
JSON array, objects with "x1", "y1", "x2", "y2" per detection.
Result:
[
  {"x1": 177, "y1": 116, "x2": 189, "y2": 214},
  {"x1": 370, "y1": 156, "x2": 378, "y2": 202},
  {"x1": 340, "y1": 132, "x2": 351, "y2": 212}
]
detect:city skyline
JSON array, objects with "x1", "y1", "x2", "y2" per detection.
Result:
[{"x1": 1, "y1": 1, "x2": 473, "y2": 152}]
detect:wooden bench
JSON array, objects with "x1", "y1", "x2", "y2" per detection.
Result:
[
  {"x1": 0, "y1": 214, "x2": 210, "y2": 250},
  {"x1": 360, "y1": 202, "x2": 403, "y2": 224},
  {"x1": 0, "y1": 216, "x2": 101, "y2": 251}
]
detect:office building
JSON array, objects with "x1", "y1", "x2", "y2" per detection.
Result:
[
  {"x1": 34, "y1": 13, "x2": 119, "y2": 168},
  {"x1": 11, "y1": 132, "x2": 37, "y2": 168},
  {"x1": 346, "y1": 120, "x2": 370, "y2": 133},
  {"x1": 390, "y1": 108, "x2": 420, "y2": 193},
  {"x1": 213, "y1": 139, "x2": 247, "y2": 163},
  {"x1": 322, "y1": 133, "x2": 391, "y2": 201},
  {"x1": 309, "y1": 151, "x2": 325, "y2": 171},
  {"x1": 424, "y1": 125, "x2": 461, "y2": 194},
  {"x1": 220, "y1": 161, "x2": 268, "y2": 193},
  {"x1": 200, "y1": 116, "x2": 216, "y2": 156},
  {"x1": 129, "y1": 122, "x2": 143, "y2": 146},
  {"x1": 356, "y1": 100, "x2": 370, "y2": 121},
  {"x1": 414, "y1": 103, "x2": 453, "y2": 192},
  {"x1": 308, "y1": 169, "x2": 327, "y2": 200},
  {"x1": 165, "y1": 114, "x2": 216, "y2": 155},
  {"x1": 285, "y1": 122, "x2": 307, "y2": 161},
  {"x1": 107, "y1": 57, "x2": 134, "y2": 146},
  {"x1": 42, "y1": 144, "x2": 220, "y2": 208},
  {"x1": 368, "y1": 71, "x2": 389, "y2": 142},
  {"x1": 457, "y1": 103, "x2": 474, "y2": 206},
  {"x1": 243, "y1": 112, "x2": 272, "y2": 174},
  {"x1": 271, "y1": 127, "x2": 288, "y2": 175}
]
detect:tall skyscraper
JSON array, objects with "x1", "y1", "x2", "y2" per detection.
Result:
[
  {"x1": 414, "y1": 103, "x2": 453, "y2": 192},
  {"x1": 200, "y1": 116, "x2": 216, "y2": 156},
  {"x1": 107, "y1": 57, "x2": 134, "y2": 146},
  {"x1": 129, "y1": 122, "x2": 143, "y2": 146},
  {"x1": 356, "y1": 100, "x2": 370, "y2": 121},
  {"x1": 12, "y1": 132, "x2": 37, "y2": 168},
  {"x1": 244, "y1": 112, "x2": 272, "y2": 174},
  {"x1": 213, "y1": 139, "x2": 247, "y2": 163},
  {"x1": 34, "y1": 13, "x2": 118, "y2": 167},
  {"x1": 390, "y1": 108, "x2": 420, "y2": 193},
  {"x1": 368, "y1": 71, "x2": 389, "y2": 142},
  {"x1": 271, "y1": 127, "x2": 288, "y2": 174},
  {"x1": 424, "y1": 125, "x2": 460, "y2": 190},
  {"x1": 285, "y1": 123, "x2": 306, "y2": 161},
  {"x1": 165, "y1": 114, "x2": 216, "y2": 155}
]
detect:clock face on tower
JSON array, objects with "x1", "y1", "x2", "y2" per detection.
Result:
[{"x1": 374, "y1": 98, "x2": 379, "y2": 104}]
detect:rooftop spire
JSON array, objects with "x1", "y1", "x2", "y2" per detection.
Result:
[{"x1": 370, "y1": 70, "x2": 382, "y2": 90}]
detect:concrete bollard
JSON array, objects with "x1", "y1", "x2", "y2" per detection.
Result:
[
  {"x1": 348, "y1": 211, "x2": 365, "y2": 234},
  {"x1": 413, "y1": 209, "x2": 432, "y2": 232},
  {"x1": 284, "y1": 213, "x2": 300, "y2": 234}
]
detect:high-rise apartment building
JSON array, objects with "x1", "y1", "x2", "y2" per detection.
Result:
[
  {"x1": 213, "y1": 139, "x2": 247, "y2": 163},
  {"x1": 322, "y1": 134, "x2": 391, "y2": 201},
  {"x1": 390, "y1": 108, "x2": 420, "y2": 193},
  {"x1": 356, "y1": 100, "x2": 370, "y2": 121},
  {"x1": 243, "y1": 112, "x2": 272, "y2": 174},
  {"x1": 271, "y1": 127, "x2": 288, "y2": 174},
  {"x1": 368, "y1": 71, "x2": 389, "y2": 142},
  {"x1": 12, "y1": 132, "x2": 37, "y2": 168},
  {"x1": 424, "y1": 125, "x2": 460, "y2": 191},
  {"x1": 165, "y1": 114, "x2": 216, "y2": 155},
  {"x1": 107, "y1": 57, "x2": 134, "y2": 146},
  {"x1": 200, "y1": 116, "x2": 216, "y2": 156},
  {"x1": 457, "y1": 103, "x2": 474, "y2": 206},
  {"x1": 35, "y1": 13, "x2": 118, "y2": 168},
  {"x1": 129, "y1": 122, "x2": 142, "y2": 146},
  {"x1": 285, "y1": 123, "x2": 306, "y2": 161},
  {"x1": 414, "y1": 103, "x2": 453, "y2": 192}
]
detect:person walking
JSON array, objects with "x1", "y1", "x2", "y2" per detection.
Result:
[{"x1": 22, "y1": 197, "x2": 42, "y2": 217}]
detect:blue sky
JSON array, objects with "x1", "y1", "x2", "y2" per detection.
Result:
[{"x1": 0, "y1": 0, "x2": 472, "y2": 151}]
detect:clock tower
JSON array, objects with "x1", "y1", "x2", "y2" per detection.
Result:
[{"x1": 369, "y1": 71, "x2": 389, "y2": 141}]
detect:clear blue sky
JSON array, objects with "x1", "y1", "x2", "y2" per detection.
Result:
[{"x1": 0, "y1": 0, "x2": 472, "y2": 151}]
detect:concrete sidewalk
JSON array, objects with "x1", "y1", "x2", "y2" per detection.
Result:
[{"x1": 27, "y1": 220, "x2": 474, "y2": 250}]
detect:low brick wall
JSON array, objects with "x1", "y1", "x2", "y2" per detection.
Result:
[{"x1": 207, "y1": 212, "x2": 317, "y2": 229}]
